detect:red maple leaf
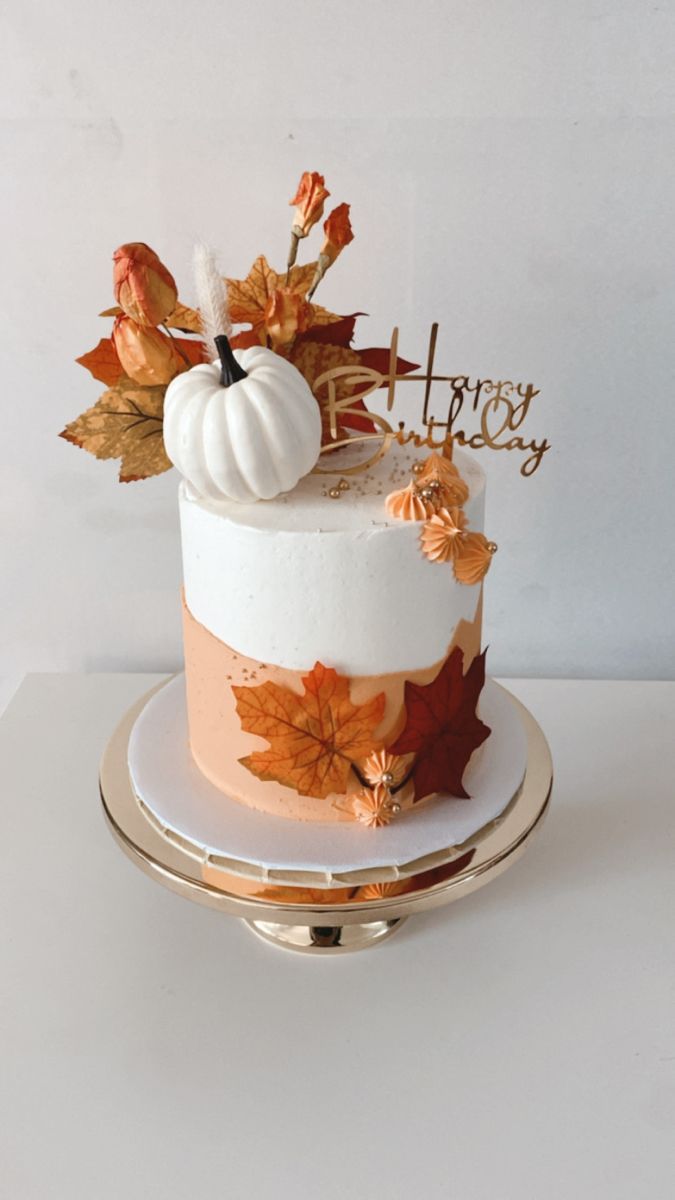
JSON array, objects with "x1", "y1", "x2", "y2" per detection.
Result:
[
  {"x1": 388, "y1": 648, "x2": 490, "y2": 802},
  {"x1": 295, "y1": 313, "x2": 363, "y2": 348}
]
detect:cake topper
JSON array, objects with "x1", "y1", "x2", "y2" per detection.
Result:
[{"x1": 60, "y1": 171, "x2": 550, "y2": 485}]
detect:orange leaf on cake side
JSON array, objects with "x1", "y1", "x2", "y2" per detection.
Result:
[
  {"x1": 59, "y1": 381, "x2": 172, "y2": 482},
  {"x1": 233, "y1": 662, "x2": 386, "y2": 799}
]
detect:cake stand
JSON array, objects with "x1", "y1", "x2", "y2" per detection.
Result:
[{"x1": 100, "y1": 678, "x2": 552, "y2": 954}]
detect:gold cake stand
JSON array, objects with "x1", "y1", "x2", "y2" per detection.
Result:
[{"x1": 100, "y1": 682, "x2": 553, "y2": 954}]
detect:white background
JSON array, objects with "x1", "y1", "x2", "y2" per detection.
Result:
[{"x1": 3, "y1": 0, "x2": 675, "y2": 684}]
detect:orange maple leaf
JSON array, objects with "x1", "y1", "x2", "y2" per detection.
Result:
[
  {"x1": 99, "y1": 301, "x2": 202, "y2": 334},
  {"x1": 76, "y1": 337, "x2": 123, "y2": 387},
  {"x1": 233, "y1": 662, "x2": 385, "y2": 799},
  {"x1": 59, "y1": 380, "x2": 172, "y2": 482},
  {"x1": 226, "y1": 255, "x2": 342, "y2": 333}
]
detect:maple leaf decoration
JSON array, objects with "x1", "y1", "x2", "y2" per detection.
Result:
[
  {"x1": 60, "y1": 381, "x2": 172, "y2": 482},
  {"x1": 389, "y1": 648, "x2": 491, "y2": 802},
  {"x1": 227, "y1": 254, "x2": 343, "y2": 349},
  {"x1": 233, "y1": 662, "x2": 385, "y2": 799}
]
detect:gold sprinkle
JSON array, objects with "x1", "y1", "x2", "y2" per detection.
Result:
[{"x1": 328, "y1": 487, "x2": 341, "y2": 499}]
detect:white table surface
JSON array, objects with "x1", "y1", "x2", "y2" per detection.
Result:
[{"x1": 1, "y1": 673, "x2": 673, "y2": 1200}]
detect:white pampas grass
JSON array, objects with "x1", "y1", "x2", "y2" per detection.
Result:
[{"x1": 193, "y1": 243, "x2": 231, "y2": 362}]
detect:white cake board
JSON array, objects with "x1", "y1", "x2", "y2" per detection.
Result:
[{"x1": 127, "y1": 674, "x2": 527, "y2": 878}]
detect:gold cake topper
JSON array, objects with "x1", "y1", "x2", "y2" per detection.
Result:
[{"x1": 314, "y1": 323, "x2": 550, "y2": 478}]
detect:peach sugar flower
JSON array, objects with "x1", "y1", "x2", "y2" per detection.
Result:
[
  {"x1": 420, "y1": 506, "x2": 469, "y2": 563},
  {"x1": 349, "y1": 784, "x2": 400, "y2": 828},
  {"x1": 361, "y1": 749, "x2": 408, "y2": 789}
]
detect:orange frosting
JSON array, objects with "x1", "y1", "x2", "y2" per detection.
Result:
[{"x1": 182, "y1": 593, "x2": 483, "y2": 823}]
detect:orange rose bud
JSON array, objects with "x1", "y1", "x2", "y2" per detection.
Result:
[
  {"x1": 263, "y1": 288, "x2": 312, "y2": 348},
  {"x1": 113, "y1": 242, "x2": 178, "y2": 327},
  {"x1": 321, "y1": 203, "x2": 354, "y2": 266},
  {"x1": 289, "y1": 171, "x2": 330, "y2": 237},
  {"x1": 112, "y1": 315, "x2": 183, "y2": 385},
  {"x1": 307, "y1": 203, "x2": 354, "y2": 299}
]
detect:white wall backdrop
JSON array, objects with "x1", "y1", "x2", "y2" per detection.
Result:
[{"x1": 2, "y1": 0, "x2": 674, "y2": 683}]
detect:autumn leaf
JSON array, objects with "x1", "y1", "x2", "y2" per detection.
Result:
[
  {"x1": 230, "y1": 328, "x2": 265, "y2": 351},
  {"x1": 171, "y1": 336, "x2": 205, "y2": 367},
  {"x1": 286, "y1": 341, "x2": 377, "y2": 439},
  {"x1": 288, "y1": 341, "x2": 363, "y2": 402},
  {"x1": 358, "y1": 347, "x2": 420, "y2": 379},
  {"x1": 226, "y1": 255, "x2": 343, "y2": 333},
  {"x1": 99, "y1": 301, "x2": 201, "y2": 335},
  {"x1": 296, "y1": 312, "x2": 363, "y2": 348},
  {"x1": 233, "y1": 662, "x2": 386, "y2": 799},
  {"x1": 59, "y1": 380, "x2": 172, "y2": 482},
  {"x1": 389, "y1": 648, "x2": 490, "y2": 802},
  {"x1": 164, "y1": 302, "x2": 201, "y2": 334},
  {"x1": 76, "y1": 337, "x2": 123, "y2": 387}
]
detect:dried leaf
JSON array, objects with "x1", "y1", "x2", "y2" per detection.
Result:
[
  {"x1": 358, "y1": 347, "x2": 419, "y2": 378},
  {"x1": 389, "y1": 648, "x2": 490, "y2": 802},
  {"x1": 288, "y1": 340, "x2": 363, "y2": 402},
  {"x1": 226, "y1": 255, "x2": 343, "y2": 332},
  {"x1": 230, "y1": 328, "x2": 265, "y2": 351},
  {"x1": 100, "y1": 301, "x2": 201, "y2": 335},
  {"x1": 171, "y1": 336, "x2": 206, "y2": 367},
  {"x1": 233, "y1": 661, "x2": 385, "y2": 799},
  {"x1": 296, "y1": 313, "x2": 363, "y2": 348},
  {"x1": 164, "y1": 302, "x2": 201, "y2": 334},
  {"x1": 59, "y1": 380, "x2": 172, "y2": 482},
  {"x1": 76, "y1": 337, "x2": 123, "y2": 387}
]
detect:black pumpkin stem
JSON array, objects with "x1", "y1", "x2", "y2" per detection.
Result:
[{"x1": 215, "y1": 335, "x2": 248, "y2": 387}]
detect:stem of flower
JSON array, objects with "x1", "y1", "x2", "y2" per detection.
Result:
[
  {"x1": 215, "y1": 335, "x2": 248, "y2": 387},
  {"x1": 162, "y1": 324, "x2": 191, "y2": 367}
]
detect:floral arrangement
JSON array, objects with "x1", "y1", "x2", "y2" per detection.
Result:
[{"x1": 60, "y1": 171, "x2": 417, "y2": 482}]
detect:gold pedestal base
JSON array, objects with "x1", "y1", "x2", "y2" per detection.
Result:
[
  {"x1": 245, "y1": 918, "x2": 407, "y2": 954},
  {"x1": 100, "y1": 682, "x2": 552, "y2": 954}
]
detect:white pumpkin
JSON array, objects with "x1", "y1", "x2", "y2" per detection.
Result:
[{"x1": 163, "y1": 344, "x2": 322, "y2": 503}]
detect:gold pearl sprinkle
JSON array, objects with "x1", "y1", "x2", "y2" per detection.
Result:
[
  {"x1": 328, "y1": 487, "x2": 341, "y2": 499},
  {"x1": 412, "y1": 461, "x2": 426, "y2": 476},
  {"x1": 338, "y1": 478, "x2": 350, "y2": 491},
  {"x1": 488, "y1": 541, "x2": 498, "y2": 554},
  {"x1": 389, "y1": 801, "x2": 402, "y2": 815},
  {"x1": 381, "y1": 771, "x2": 395, "y2": 786}
]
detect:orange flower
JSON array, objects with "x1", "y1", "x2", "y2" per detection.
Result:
[
  {"x1": 420, "y1": 506, "x2": 469, "y2": 563},
  {"x1": 263, "y1": 288, "x2": 312, "y2": 348},
  {"x1": 113, "y1": 243, "x2": 177, "y2": 327},
  {"x1": 417, "y1": 452, "x2": 469, "y2": 505},
  {"x1": 385, "y1": 481, "x2": 432, "y2": 521},
  {"x1": 454, "y1": 532, "x2": 497, "y2": 585},
  {"x1": 349, "y1": 784, "x2": 399, "y2": 828},
  {"x1": 289, "y1": 171, "x2": 330, "y2": 237},
  {"x1": 320, "y1": 202, "x2": 354, "y2": 267},
  {"x1": 361, "y1": 749, "x2": 408, "y2": 788},
  {"x1": 112, "y1": 315, "x2": 184, "y2": 385}
]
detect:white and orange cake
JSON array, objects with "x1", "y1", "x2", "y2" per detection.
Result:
[{"x1": 173, "y1": 432, "x2": 495, "y2": 826}]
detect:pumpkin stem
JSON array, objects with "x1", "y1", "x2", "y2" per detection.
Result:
[{"x1": 215, "y1": 335, "x2": 248, "y2": 387}]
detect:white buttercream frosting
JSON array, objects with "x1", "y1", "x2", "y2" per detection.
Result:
[
  {"x1": 179, "y1": 444, "x2": 486, "y2": 675},
  {"x1": 163, "y1": 345, "x2": 322, "y2": 504}
]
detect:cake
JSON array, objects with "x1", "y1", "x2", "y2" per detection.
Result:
[
  {"x1": 60, "y1": 171, "x2": 538, "y2": 835},
  {"x1": 177, "y1": 440, "x2": 491, "y2": 824}
]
